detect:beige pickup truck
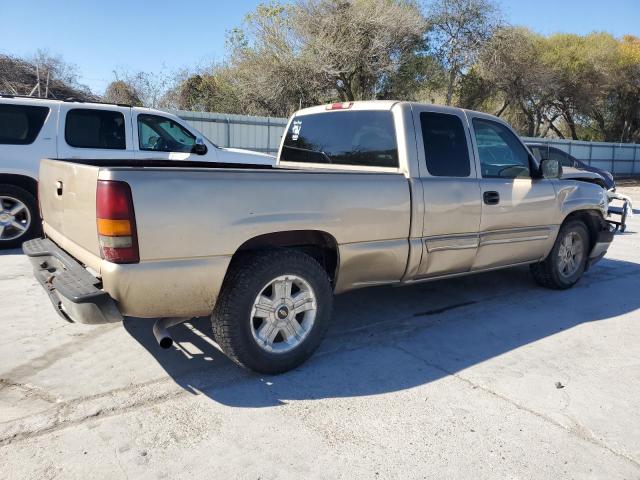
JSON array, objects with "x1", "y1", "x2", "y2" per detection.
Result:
[{"x1": 24, "y1": 101, "x2": 614, "y2": 374}]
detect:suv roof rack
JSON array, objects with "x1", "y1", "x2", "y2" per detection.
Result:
[{"x1": 0, "y1": 93, "x2": 132, "y2": 108}]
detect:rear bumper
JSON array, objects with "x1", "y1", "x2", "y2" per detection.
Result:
[{"x1": 23, "y1": 238, "x2": 123, "y2": 324}]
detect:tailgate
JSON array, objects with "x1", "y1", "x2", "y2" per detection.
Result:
[{"x1": 39, "y1": 159, "x2": 102, "y2": 269}]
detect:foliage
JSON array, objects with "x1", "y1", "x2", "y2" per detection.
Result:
[
  {"x1": 476, "y1": 29, "x2": 640, "y2": 141},
  {"x1": 218, "y1": 0, "x2": 430, "y2": 116},
  {"x1": 426, "y1": 0, "x2": 502, "y2": 105},
  {"x1": 103, "y1": 80, "x2": 143, "y2": 106},
  {"x1": 0, "y1": 51, "x2": 95, "y2": 100}
]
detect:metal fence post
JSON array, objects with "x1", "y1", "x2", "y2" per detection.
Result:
[
  {"x1": 225, "y1": 117, "x2": 231, "y2": 148},
  {"x1": 266, "y1": 117, "x2": 271, "y2": 153},
  {"x1": 612, "y1": 145, "x2": 616, "y2": 176},
  {"x1": 588, "y1": 144, "x2": 593, "y2": 166}
]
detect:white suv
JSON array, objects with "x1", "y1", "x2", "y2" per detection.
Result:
[{"x1": 0, "y1": 95, "x2": 274, "y2": 248}]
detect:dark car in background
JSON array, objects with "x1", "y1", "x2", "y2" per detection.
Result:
[{"x1": 526, "y1": 143, "x2": 616, "y2": 190}]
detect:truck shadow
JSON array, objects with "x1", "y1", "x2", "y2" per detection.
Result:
[{"x1": 124, "y1": 256, "x2": 640, "y2": 408}]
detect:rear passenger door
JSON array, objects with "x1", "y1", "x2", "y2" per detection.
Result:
[
  {"x1": 57, "y1": 104, "x2": 134, "y2": 160},
  {"x1": 412, "y1": 106, "x2": 482, "y2": 278},
  {"x1": 468, "y1": 114, "x2": 557, "y2": 270}
]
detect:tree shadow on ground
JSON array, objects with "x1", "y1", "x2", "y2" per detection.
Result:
[{"x1": 124, "y1": 256, "x2": 640, "y2": 408}]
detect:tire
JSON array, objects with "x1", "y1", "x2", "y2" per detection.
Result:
[
  {"x1": 212, "y1": 249, "x2": 333, "y2": 374},
  {"x1": 0, "y1": 184, "x2": 40, "y2": 249},
  {"x1": 530, "y1": 220, "x2": 590, "y2": 290}
]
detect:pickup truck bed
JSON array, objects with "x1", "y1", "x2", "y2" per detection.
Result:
[
  {"x1": 25, "y1": 101, "x2": 615, "y2": 374},
  {"x1": 36, "y1": 158, "x2": 411, "y2": 319}
]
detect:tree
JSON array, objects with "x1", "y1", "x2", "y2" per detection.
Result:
[
  {"x1": 222, "y1": 0, "x2": 430, "y2": 116},
  {"x1": 0, "y1": 52, "x2": 95, "y2": 100},
  {"x1": 477, "y1": 27, "x2": 558, "y2": 137},
  {"x1": 30, "y1": 49, "x2": 82, "y2": 89},
  {"x1": 173, "y1": 70, "x2": 243, "y2": 113},
  {"x1": 104, "y1": 69, "x2": 179, "y2": 109},
  {"x1": 538, "y1": 33, "x2": 640, "y2": 142},
  {"x1": 103, "y1": 80, "x2": 143, "y2": 106},
  {"x1": 426, "y1": 0, "x2": 502, "y2": 105}
]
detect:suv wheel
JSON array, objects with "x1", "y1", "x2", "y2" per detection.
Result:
[
  {"x1": 212, "y1": 249, "x2": 333, "y2": 374},
  {"x1": 0, "y1": 184, "x2": 39, "y2": 249},
  {"x1": 530, "y1": 220, "x2": 589, "y2": 289}
]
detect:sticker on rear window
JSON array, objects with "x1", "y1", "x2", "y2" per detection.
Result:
[{"x1": 291, "y1": 120, "x2": 302, "y2": 141}]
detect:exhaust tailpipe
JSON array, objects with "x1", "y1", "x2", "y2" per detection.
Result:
[{"x1": 152, "y1": 317, "x2": 190, "y2": 349}]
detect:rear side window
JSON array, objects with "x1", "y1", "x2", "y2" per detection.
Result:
[
  {"x1": 0, "y1": 104, "x2": 49, "y2": 145},
  {"x1": 65, "y1": 109, "x2": 126, "y2": 149},
  {"x1": 420, "y1": 112, "x2": 470, "y2": 177},
  {"x1": 281, "y1": 111, "x2": 398, "y2": 168}
]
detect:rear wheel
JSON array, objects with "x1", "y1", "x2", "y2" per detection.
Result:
[
  {"x1": 530, "y1": 220, "x2": 589, "y2": 289},
  {"x1": 0, "y1": 184, "x2": 39, "y2": 249},
  {"x1": 212, "y1": 249, "x2": 333, "y2": 374}
]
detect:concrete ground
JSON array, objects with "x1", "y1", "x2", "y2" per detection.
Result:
[{"x1": 1, "y1": 186, "x2": 639, "y2": 480}]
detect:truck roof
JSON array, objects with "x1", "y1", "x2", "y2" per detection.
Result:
[{"x1": 293, "y1": 100, "x2": 502, "y2": 124}]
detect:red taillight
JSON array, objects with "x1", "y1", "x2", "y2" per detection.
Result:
[
  {"x1": 326, "y1": 102, "x2": 353, "y2": 110},
  {"x1": 96, "y1": 180, "x2": 139, "y2": 264}
]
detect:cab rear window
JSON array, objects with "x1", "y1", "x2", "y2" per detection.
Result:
[
  {"x1": 281, "y1": 110, "x2": 398, "y2": 168},
  {"x1": 0, "y1": 104, "x2": 49, "y2": 145}
]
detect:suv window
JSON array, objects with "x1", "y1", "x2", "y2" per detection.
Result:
[
  {"x1": 0, "y1": 104, "x2": 49, "y2": 145},
  {"x1": 420, "y1": 112, "x2": 470, "y2": 177},
  {"x1": 281, "y1": 111, "x2": 398, "y2": 168},
  {"x1": 65, "y1": 109, "x2": 126, "y2": 149},
  {"x1": 138, "y1": 114, "x2": 195, "y2": 153},
  {"x1": 473, "y1": 118, "x2": 530, "y2": 178}
]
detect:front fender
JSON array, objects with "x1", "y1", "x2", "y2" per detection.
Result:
[
  {"x1": 552, "y1": 180, "x2": 613, "y2": 268},
  {"x1": 554, "y1": 180, "x2": 608, "y2": 221}
]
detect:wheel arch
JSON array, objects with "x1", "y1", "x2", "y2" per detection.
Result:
[
  {"x1": 232, "y1": 230, "x2": 340, "y2": 285},
  {"x1": 560, "y1": 209, "x2": 607, "y2": 253},
  {"x1": 0, "y1": 174, "x2": 38, "y2": 197}
]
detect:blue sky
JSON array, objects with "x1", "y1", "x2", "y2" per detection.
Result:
[{"x1": 0, "y1": 0, "x2": 638, "y2": 94}]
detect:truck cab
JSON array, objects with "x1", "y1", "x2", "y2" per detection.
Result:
[{"x1": 278, "y1": 101, "x2": 610, "y2": 280}]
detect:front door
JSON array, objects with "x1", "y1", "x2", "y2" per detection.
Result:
[
  {"x1": 133, "y1": 112, "x2": 210, "y2": 161},
  {"x1": 468, "y1": 114, "x2": 558, "y2": 270}
]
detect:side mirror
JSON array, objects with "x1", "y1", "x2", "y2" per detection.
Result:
[
  {"x1": 192, "y1": 137, "x2": 208, "y2": 155},
  {"x1": 541, "y1": 158, "x2": 562, "y2": 179}
]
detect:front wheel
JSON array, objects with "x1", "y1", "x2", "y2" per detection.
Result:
[
  {"x1": 212, "y1": 249, "x2": 333, "y2": 374},
  {"x1": 0, "y1": 184, "x2": 40, "y2": 249},
  {"x1": 530, "y1": 220, "x2": 589, "y2": 290}
]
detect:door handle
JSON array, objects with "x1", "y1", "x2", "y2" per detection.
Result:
[
  {"x1": 483, "y1": 191, "x2": 500, "y2": 205},
  {"x1": 56, "y1": 181, "x2": 63, "y2": 196}
]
